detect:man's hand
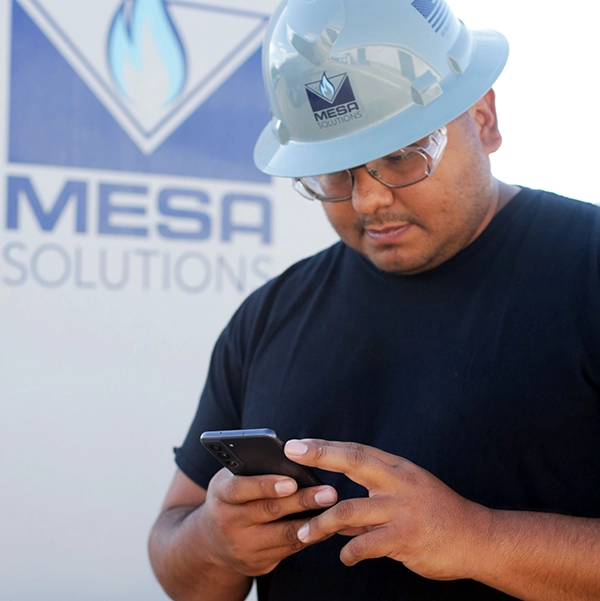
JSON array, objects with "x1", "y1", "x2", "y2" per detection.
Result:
[
  {"x1": 200, "y1": 467, "x2": 338, "y2": 576},
  {"x1": 284, "y1": 439, "x2": 491, "y2": 581}
]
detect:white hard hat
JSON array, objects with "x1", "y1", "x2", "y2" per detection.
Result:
[{"x1": 254, "y1": 0, "x2": 509, "y2": 177}]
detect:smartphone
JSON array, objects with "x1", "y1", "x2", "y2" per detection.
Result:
[{"x1": 200, "y1": 428, "x2": 321, "y2": 488}]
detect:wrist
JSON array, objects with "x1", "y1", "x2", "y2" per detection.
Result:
[
  {"x1": 191, "y1": 503, "x2": 238, "y2": 572},
  {"x1": 182, "y1": 504, "x2": 253, "y2": 597},
  {"x1": 460, "y1": 501, "x2": 496, "y2": 581}
]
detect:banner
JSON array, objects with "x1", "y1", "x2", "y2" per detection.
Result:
[{"x1": 1, "y1": 2, "x2": 335, "y2": 600}]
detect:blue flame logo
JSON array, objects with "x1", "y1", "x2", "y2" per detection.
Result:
[
  {"x1": 108, "y1": 0, "x2": 187, "y2": 106},
  {"x1": 319, "y1": 72, "x2": 336, "y2": 101}
]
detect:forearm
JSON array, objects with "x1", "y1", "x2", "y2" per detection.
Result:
[
  {"x1": 149, "y1": 504, "x2": 252, "y2": 601},
  {"x1": 471, "y1": 509, "x2": 600, "y2": 601}
]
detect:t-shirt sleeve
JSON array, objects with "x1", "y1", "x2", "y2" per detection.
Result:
[
  {"x1": 173, "y1": 326, "x2": 244, "y2": 488},
  {"x1": 172, "y1": 279, "x2": 274, "y2": 489}
]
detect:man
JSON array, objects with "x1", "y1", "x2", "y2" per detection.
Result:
[{"x1": 148, "y1": 1, "x2": 600, "y2": 599}]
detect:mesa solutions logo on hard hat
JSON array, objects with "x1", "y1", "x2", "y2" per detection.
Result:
[{"x1": 304, "y1": 72, "x2": 363, "y2": 130}]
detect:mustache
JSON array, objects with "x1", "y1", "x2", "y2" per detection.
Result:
[{"x1": 354, "y1": 212, "x2": 421, "y2": 233}]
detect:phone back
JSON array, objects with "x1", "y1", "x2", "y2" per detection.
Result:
[{"x1": 201, "y1": 429, "x2": 321, "y2": 488}]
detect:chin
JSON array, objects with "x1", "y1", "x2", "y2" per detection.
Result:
[{"x1": 368, "y1": 254, "x2": 423, "y2": 275}]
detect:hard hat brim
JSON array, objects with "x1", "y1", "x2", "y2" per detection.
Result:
[{"x1": 254, "y1": 29, "x2": 509, "y2": 178}]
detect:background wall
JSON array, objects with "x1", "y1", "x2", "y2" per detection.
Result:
[{"x1": 1, "y1": 1, "x2": 597, "y2": 600}]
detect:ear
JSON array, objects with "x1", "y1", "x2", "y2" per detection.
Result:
[{"x1": 469, "y1": 88, "x2": 502, "y2": 155}]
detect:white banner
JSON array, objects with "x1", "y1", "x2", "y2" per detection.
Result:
[{"x1": 0, "y1": 2, "x2": 335, "y2": 599}]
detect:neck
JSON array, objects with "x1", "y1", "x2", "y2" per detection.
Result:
[
  {"x1": 465, "y1": 179, "x2": 520, "y2": 247},
  {"x1": 494, "y1": 179, "x2": 520, "y2": 214}
]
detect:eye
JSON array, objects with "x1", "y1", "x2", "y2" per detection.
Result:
[
  {"x1": 384, "y1": 150, "x2": 416, "y2": 165},
  {"x1": 387, "y1": 153, "x2": 409, "y2": 163},
  {"x1": 317, "y1": 171, "x2": 348, "y2": 185}
]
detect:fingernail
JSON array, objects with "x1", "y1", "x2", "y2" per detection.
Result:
[
  {"x1": 297, "y1": 523, "x2": 310, "y2": 542},
  {"x1": 274, "y1": 479, "x2": 296, "y2": 496},
  {"x1": 314, "y1": 488, "x2": 335, "y2": 506},
  {"x1": 285, "y1": 440, "x2": 308, "y2": 456}
]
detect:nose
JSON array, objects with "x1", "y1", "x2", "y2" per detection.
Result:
[{"x1": 350, "y1": 167, "x2": 395, "y2": 215}]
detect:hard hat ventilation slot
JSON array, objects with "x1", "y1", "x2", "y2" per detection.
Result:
[{"x1": 410, "y1": 71, "x2": 442, "y2": 106}]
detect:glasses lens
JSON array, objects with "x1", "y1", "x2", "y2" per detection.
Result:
[
  {"x1": 299, "y1": 171, "x2": 352, "y2": 202},
  {"x1": 293, "y1": 128, "x2": 447, "y2": 201},
  {"x1": 368, "y1": 150, "x2": 431, "y2": 188}
]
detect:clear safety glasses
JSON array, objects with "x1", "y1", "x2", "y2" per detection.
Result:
[{"x1": 293, "y1": 126, "x2": 448, "y2": 202}]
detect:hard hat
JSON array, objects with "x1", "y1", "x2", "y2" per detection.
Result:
[{"x1": 253, "y1": 0, "x2": 509, "y2": 178}]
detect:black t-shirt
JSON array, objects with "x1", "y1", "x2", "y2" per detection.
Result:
[{"x1": 175, "y1": 188, "x2": 600, "y2": 600}]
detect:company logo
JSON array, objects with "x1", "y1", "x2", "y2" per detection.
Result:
[
  {"x1": 9, "y1": 0, "x2": 271, "y2": 181},
  {"x1": 305, "y1": 72, "x2": 355, "y2": 111},
  {"x1": 4, "y1": 1, "x2": 278, "y2": 295},
  {"x1": 305, "y1": 72, "x2": 362, "y2": 130}
]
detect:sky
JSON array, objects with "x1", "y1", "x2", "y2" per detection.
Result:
[{"x1": 449, "y1": 0, "x2": 599, "y2": 205}]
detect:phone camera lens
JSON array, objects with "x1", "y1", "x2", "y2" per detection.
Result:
[
  {"x1": 226, "y1": 461, "x2": 238, "y2": 467},
  {"x1": 209, "y1": 444, "x2": 222, "y2": 451},
  {"x1": 218, "y1": 452, "x2": 230, "y2": 459}
]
